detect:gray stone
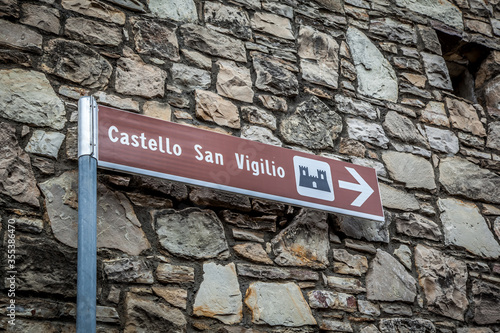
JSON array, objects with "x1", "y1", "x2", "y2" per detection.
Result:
[
  {"x1": 181, "y1": 23, "x2": 246, "y2": 62},
  {"x1": 298, "y1": 25, "x2": 339, "y2": 89},
  {"x1": 0, "y1": 0, "x2": 19, "y2": 18},
  {"x1": 95, "y1": 91, "x2": 140, "y2": 112},
  {"x1": 252, "y1": 11, "x2": 293, "y2": 40},
  {"x1": 381, "y1": 303, "x2": 412, "y2": 316},
  {"x1": 439, "y1": 156, "x2": 500, "y2": 204},
  {"x1": 241, "y1": 125, "x2": 282, "y2": 146},
  {"x1": 486, "y1": 122, "x2": 500, "y2": 150},
  {"x1": 0, "y1": 122, "x2": 40, "y2": 207},
  {"x1": 237, "y1": 263, "x2": 319, "y2": 281},
  {"x1": 182, "y1": 49, "x2": 211, "y2": 69},
  {"x1": 124, "y1": 293, "x2": 186, "y2": 332},
  {"x1": 319, "y1": 319, "x2": 353, "y2": 332},
  {"x1": 271, "y1": 209, "x2": 330, "y2": 269},
  {"x1": 156, "y1": 263, "x2": 194, "y2": 283},
  {"x1": 323, "y1": 275, "x2": 366, "y2": 294},
  {"x1": 415, "y1": 244, "x2": 468, "y2": 321},
  {"x1": 347, "y1": 117, "x2": 389, "y2": 148},
  {"x1": 258, "y1": 94, "x2": 287, "y2": 112},
  {"x1": 361, "y1": 324, "x2": 381, "y2": 333},
  {"x1": 190, "y1": 188, "x2": 251, "y2": 211},
  {"x1": 438, "y1": 198, "x2": 500, "y2": 259},
  {"x1": 131, "y1": 18, "x2": 179, "y2": 61},
  {"x1": 332, "y1": 249, "x2": 368, "y2": 276},
  {"x1": 394, "y1": 244, "x2": 412, "y2": 270},
  {"x1": 418, "y1": 25, "x2": 442, "y2": 55},
  {"x1": 369, "y1": 18, "x2": 417, "y2": 45},
  {"x1": 171, "y1": 62, "x2": 211, "y2": 90},
  {"x1": 106, "y1": 0, "x2": 146, "y2": 12},
  {"x1": 253, "y1": 53, "x2": 298, "y2": 96},
  {"x1": 457, "y1": 329, "x2": 494, "y2": 333},
  {"x1": 366, "y1": 249, "x2": 417, "y2": 302},
  {"x1": 379, "y1": 183, "x2": 420, "y2": 211},
  {"x1": 195, "y1": 89, "x2": 240, "y2": 129},
  {"x1": 358, "y1": 300, "x2": 381, "y2": 317},
  {"x1": 425, "y1": 126, "x2": 459, "y2": 154},
  {"x1": 25, "y1": 130, "x2": 65, "y2": 159},
  {"x1": 337, "y1": 215, "x2": 390, "y2": 243},
  {"x1": 394, "y1": 0, "x2": 463, "y2": 30},
  {"x1": 0, "y1": 69, "x2": 65, "y2": 129},
  {"x1": 472, "y1": 279, "x2": 500, "y2": 324},
  {"x1": 308, "y1": 290, "x2": 357, "y2": 312},
  {"x1": 193, "y1": 262, "x2": 242, "y2": 324},
  {"x1": 233, "y1": 243, "x2": 273, "y2": 264},
  {"x1": 382, "y1": 151, "x2": 436, "y2": 190},
  {"x1": 384, "y1": 111, "x2": 428, "y2": 147},
  {"x1": 204, "y1": 1, "x2": 252, "y2": 40},
  {"x1": 244, "y1": 282, "x2": 317, "y2": 326},
  {"x1": 103, "y1": 258, "x2": 154, "y2": 284},
  {"x1": 351, "y1": 157, "x2": 387, "y2": 177},
  {"x1": 13, "y1": 216, "x2": 44, "y2": 234},
  {"x1": 233, "y1": 228, "x2": 265, "y2": 242},
  {"x1": 61, "y1": 0, "x2": 126, "y2": 25},
  {"x1": 335, "y1": 94, "x2": 378, "y2": 120},
  {"x1": 65, "y1": 17, "x2": 122, "y2": 46},
  {"x1": 446, "y1": 98, "x2": 486, "y2": 137},
  {"x1": 115, "y1": 48, "x2": 167, "y2": 98},
  {"x1": 41, "y1": 39, "x2": 112, "y2": 89},
  {"x1": 281, "y1": 96, "x2": 342, "y2": 149},
  {"x1": 149, "y1": 0, "x2": 197, "y2": 22},
  {"x1": 7, "y1": 234, "x2": 76, "y2": 296},
  {"x1": 21, "y1": 4, "x2": 60, "y2": 34},
  {"x1": 0, "y1": 19, "x2": 42, "y2": 52},
  {"x1": 216, "y1": 60, "x2": 254, "y2": 102},
  {"x1": 242, "y1": 106, "x2": 276, "y2": 130},
  {"x1": 155, "y1": 208, "x2": 229, "y2": 259},
  {"x1": 39, "y1": 171, "x2": 151, "y2": 255},
  {"x1": 221, "y1": 210, "x2": 276, "y2": 231},
  {"x1": 421, "y1": 53, "x2": 453, "y2": 90},
  {"x1": 395, "y1": 213, "x2": 442, "y2": 241},
  {"x1": 346, "y1": 27, "x2": 398, "y2": 102}
]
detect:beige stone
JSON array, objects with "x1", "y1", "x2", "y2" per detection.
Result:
[
  {"x1": 332, "y1": 249, "x2": 368, "y2": 276},
  {"x1": 401, "y1": 72, "x2": 427, "y2": 88},
  {"x1": 156, "y1": 263, "x2": 194, "y2": 283},
  {"x1": 251, "y1": 11, "x2": 294, "y2": 40},
  {"x1": 143, "y1": 101, "x2": 172, "y2": 121},
  {"x1": 95, "y1": 91, "x2": 139, "y2": 112},
  {"x1": 415, "y1": 244, "x2": 468, "y2": 321},
  {"x1": 245, "y1": 282, "x2": 316, "y2": 326},
  {"x1": 446, "y1": 97, "x2": 486, "y2": 137},
  {"x1": 193, "y1": 262, "x2": 242, "y2": 324},
  {"x1": 233, "y1": 243, "x2": 273, "y2": 264},
  {"x1": 421, "y1": 101, "x2": 449, "y2": 127},
  {"x1": 152, "y1": 286, "x2": 187, "y2": 309},
  {"x1": 195, "y1": 90, "x2": 240, "y2": 129},
  {"x1": 62, "y1": 0, "x2": 125, "y2": 25},
  {"x1": 216, "y1": 60, "x2": 254, "y2": 102},
  {"x1": 115, "y1": 48, "x2": 167, "y2": 98}
]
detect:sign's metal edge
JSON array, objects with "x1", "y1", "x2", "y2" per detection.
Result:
[{"x1": 98, "y1": 160, "x2": 385, "y2": 222}]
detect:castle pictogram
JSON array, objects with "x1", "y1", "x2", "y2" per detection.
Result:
[{"x1": 298, "y1": 166, "x2": 331, "y2": 192}]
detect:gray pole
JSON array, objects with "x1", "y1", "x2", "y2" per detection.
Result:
[{"x1": 77, "y1": 96, "x2": 98, "y2": 333}]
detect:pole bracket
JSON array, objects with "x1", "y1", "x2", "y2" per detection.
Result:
[{"x1": 78, "y1": 96, "x2": 98, "y2": 158}]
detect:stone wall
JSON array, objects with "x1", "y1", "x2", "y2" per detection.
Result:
[{"x1": 1, "y1": 0, "x2": 500, "y2": 332}]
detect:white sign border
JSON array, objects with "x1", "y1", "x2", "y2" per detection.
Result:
[{"x1": 98, "y1": 160, "x2": 385, "y2": 222}]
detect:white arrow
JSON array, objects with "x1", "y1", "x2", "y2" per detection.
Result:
[{"x1": 338, "y1": 167, "x2": 374, "y2": 207}]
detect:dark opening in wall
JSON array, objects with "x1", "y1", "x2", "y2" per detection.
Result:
[{"x1": 436, "y1": 30, "x2": 491, "y2": 103}]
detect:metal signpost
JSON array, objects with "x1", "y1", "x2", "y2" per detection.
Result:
[{"x1": 77, "y1": 97, "x2": 384, "y2": 330}]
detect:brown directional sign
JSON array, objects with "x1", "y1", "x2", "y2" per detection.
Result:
[{"x1": 97, "y1": 106, "x2": 384, "y2": 221}]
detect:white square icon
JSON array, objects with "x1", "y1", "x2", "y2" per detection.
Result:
[{"x1": 293, "y1": 156, "x2": 334, "y2": 201}]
